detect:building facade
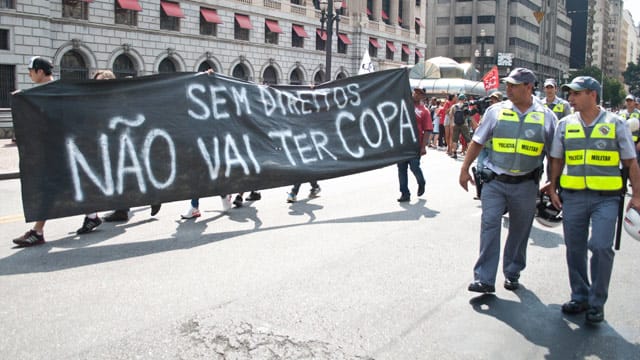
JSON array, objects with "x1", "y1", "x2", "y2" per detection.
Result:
[
  {"x1": 425, "y1": 0, "x2": 572, "y2": 83},
  {"x1": 0, "y1": 0, "x2": 429, "y2": 108}
]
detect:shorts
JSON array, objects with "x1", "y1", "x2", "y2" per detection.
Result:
[{"x1": 444, "y1": 115, "x2": 451, "y2": 126}]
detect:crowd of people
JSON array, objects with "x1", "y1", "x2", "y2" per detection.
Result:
[{"x1": 10, "y1": 57, "x2": 640, "y2": 326}]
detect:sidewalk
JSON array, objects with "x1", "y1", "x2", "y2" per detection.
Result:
[{"x1": 0, "y1": 139, "x2": 19, "y2": 180}]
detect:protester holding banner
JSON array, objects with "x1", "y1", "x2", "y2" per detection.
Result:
[
  {"x1": 12, "y1": 57, "x2": 104, "y2": 246},
  {"x1": 396, "y1": 88, "x2": 429, "y2": 202},
  {"x1": 459, "y1": 67, "x2": 556, "y2": 293}
]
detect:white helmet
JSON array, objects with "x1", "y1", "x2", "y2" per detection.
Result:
[
  {"x1": 623, "y1": 208, "x2": 640, "y2": 241},
  {"x1": 535, "y1": 193, "x2": 562, "y2": 228},
  {"x1": 627, "y1": 117, "x2": 640, "y2": 133}
]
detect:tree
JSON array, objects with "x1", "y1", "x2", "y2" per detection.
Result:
[
  {"x1": 567, "y1": 67, "x2": 625, "y2": 108},
  {"x1": 622, "y1": 54, "x2": 640, "y2": 96}
]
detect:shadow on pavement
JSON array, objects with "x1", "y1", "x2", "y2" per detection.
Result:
[
  {"x1": 0, "y1": 200, "x2": 438, "y2": 275},
  {"x1": 469, "y1": 288, "x2": 640, "y2": 359}
]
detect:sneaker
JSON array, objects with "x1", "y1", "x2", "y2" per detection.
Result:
[
  {"x1": 181, "y1": 207, "x2": 201, "y2": 219},
  {"x1": 287, "y1": 193, "x2": 297, "y2": 203},
  {"x1": 246, "y1": 191, "x2": 262, "y2": 201},
  {"x1": 468, "y1": 281, "x2": 495, "y2": 293},
  {"x1": 103, "y1": 210, "x2": 129, "y2": 222},
  {"x1": 417, "y1": 183, "x2": 425, "y2": 196},
  {"x1": 233, "y1": 194, "x2": 243, "y2": 207},
  {"x1": 397, "y1": 195, "x2": 410, "y2": 202},
  {"x1": 76, "y1": 216, "x2": 102, "y2": 234},
  {"x1": 221, "y1": 195, "x2": 232, "y2": 212},
  {"x1": 586, "y1": 306, "x2": 604, "y2": 323},
  {"x1": 13, "y1": 230, "x2": 45, "y2": 247},
  {"x1": 150, "y1": 203, "x2": 161, "y2": 216},
  {"x1": 561, "y1": 300, "x2": 590, "y2": 314},
  {"x1": 309, "y1": 187, "x2": 321, "y2": 198}
]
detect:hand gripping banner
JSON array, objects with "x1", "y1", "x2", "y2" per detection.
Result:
[{"x1": 11, "y1": 68, "x2": 418, "y2": 221}]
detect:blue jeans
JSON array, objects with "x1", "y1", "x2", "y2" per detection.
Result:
[{"x1": 397, "y1": 157, "x2": 425, "y2": 197}]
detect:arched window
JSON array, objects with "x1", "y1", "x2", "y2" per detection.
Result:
[
  {"x1": 197, "y1": 61, "x2": 218, "y2": 73},
  {"x1": 158, "y1": 58, "x2": 177, "y2": 73},
  {"x1": 313, "y1": 71, "x2": 324, "y2": 85},
  {"x1": 113, "y1": 54, "x2": 137, "y2": 78},
  {"x1": 232, "y1": 64, "x2": 249, "y2": 81},
  {"x1": 60, "y1": 50, "x2": 88, "y2": 80},
  {"x1": 289, "y1": 68, "x2": 304, "y2": 85},
  {"x1": 336, "y1": 72, "x2": 347, "y2": 80},
  {"x1": 263, "y1": 65, "x2": 278, "y2": 85}
]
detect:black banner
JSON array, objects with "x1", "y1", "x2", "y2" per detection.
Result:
[{"x1": 12, "y1": 68, "x2": 418, "y2": 221}]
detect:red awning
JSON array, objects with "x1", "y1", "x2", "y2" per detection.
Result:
[
  {"x1": 386, "y1": 42, "x2": 396, "y2": 52},
  {"x1": 235, "y1": 14, "x2": 253, "y2": 29},
  {"x1": 200, "y1": 8, "x2": 222, "y2": 24},
  {"x1": 292, "y1": 24, "x2": 309, "y2": 38},
  {"x1": 117, "y1": 0, "x2": 141, "y2": 11},
  {"x1": 415, "y1": 17, "x2": 424, "y2": 27},
  {"x1": 338, "y1": 33, "x2": 352, "y2": 45},
  {"x1": 402, "y1": 44, "x2": 410, "y2": 55},
  {"x1": 341, "y1": 1, "x2": 347, "y2": 8},
  {"x1": 366, "y1": 8, "x2": 371, "y2": 15},
  {"x1": 415, "y1": 49, "x2": 423, "y2": 58},
  {"x1": 381, "y1": 10, "x2": 389, "y2": 20},
  {"x1": 316, "y1": 29, "x2": 327, "y2": 41},
  {"x1": 265, "y1": 20, "x2": 283, "y2": 33},
  {"x1": 160, "y1": 1, "x2": 184, "y2": 18},
  {"x1": 369, "y1": 38, "x2": 381, "y2": 48}
]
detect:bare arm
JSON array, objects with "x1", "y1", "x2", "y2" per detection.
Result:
[
  {"x1": 458, "y1": 141, "x2": 484, "y2": 191},
  {"x1": 547, "y1": 157, "x2": 564, "y2": 209}
]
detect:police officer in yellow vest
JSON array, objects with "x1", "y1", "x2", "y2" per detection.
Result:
[
  {"x1": 618, "y1": 94, "x2": 640, "y2": 144},
  {"x1": 547, "y1": 76, "x2": 640, "y2": 324},
  {"x1": 543, "y1": 78, "x2": 572, "y2": 121},
  {"x1": 460, "y1": 68, "x2": 557, "y2": 294}
]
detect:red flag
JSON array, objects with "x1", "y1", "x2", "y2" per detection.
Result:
[{"x1": 482, "y1": 66, "x2": 499, "y2": 91}]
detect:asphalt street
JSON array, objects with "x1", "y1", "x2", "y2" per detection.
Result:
[{"x1": 0, "y1": 148, "x2": 639, "y2": 359}]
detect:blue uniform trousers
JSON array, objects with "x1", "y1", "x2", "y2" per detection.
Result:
[
  {"x1": 474, "y1": 178, "x2": 538, "y2": 285},
  {"x1": 561, "y1": 190, "x2": 618, "y2": 308}
]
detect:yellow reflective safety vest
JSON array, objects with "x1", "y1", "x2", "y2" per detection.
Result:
[
  {"x1": 489, "y1": 108, "x2": 546, "y2": 173},
  {"x1": 559, "y1": 114, "x2": 623, "y2": 191},
  {"x1": 546, "y1": 102, "x2": 565, "y2": 119},
  {"x1": 620, "y1": 111, "x2": 640, "y2": 142}
]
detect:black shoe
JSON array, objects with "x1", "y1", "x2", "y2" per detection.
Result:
[
  {"x1": 451, "y1": 153, "x2": 457, "y2": 159},
  {"x1": 103, "y1": 210, "x2": 129, "y2": 222},
  {"x1": 397, "y1": 195, "x2": 410, "y2": 202},
  {"x1": 468, "y1": 281, "x2": 495, "y2": 293},
  {"x1": 417, "y1": 183, "x2": 425, "y2": 196},
  {"x1": 586, "y1": 306, "x2": 604, "y2": 323},
  {"x1": 561, "y1": 300, "x2": 590, "y2": 314},
  {"x1": 76, "y1": 216, "x2": 102, "y2": 234},
  {"x1": 150, "y1": 203, "x2": 161, "y2": 216},
  {"x1": 233, "y1": 194, "x2": 243, "y2": 207},
  {"x1": 503, "y1": 278, "x2": 520, "y2": 291},
  {"x1": 246, "y1": 191, "x2": 261, "y2": 201}
]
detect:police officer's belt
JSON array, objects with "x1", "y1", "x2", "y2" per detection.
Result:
[
  {"x1": 494, "y1": 171, "x2": 536, "y2": 184},
  {"x1": 561, "y1": 189, "x2": 622, "y2": 197}
]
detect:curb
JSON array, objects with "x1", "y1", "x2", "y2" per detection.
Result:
[{"x1": 0, "y1": 172, "x2": 19, "y2": 180}]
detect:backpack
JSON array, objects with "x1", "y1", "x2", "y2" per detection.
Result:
[{"x1": 453, "y1": 104, "x2": 465, "y2": 126}]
